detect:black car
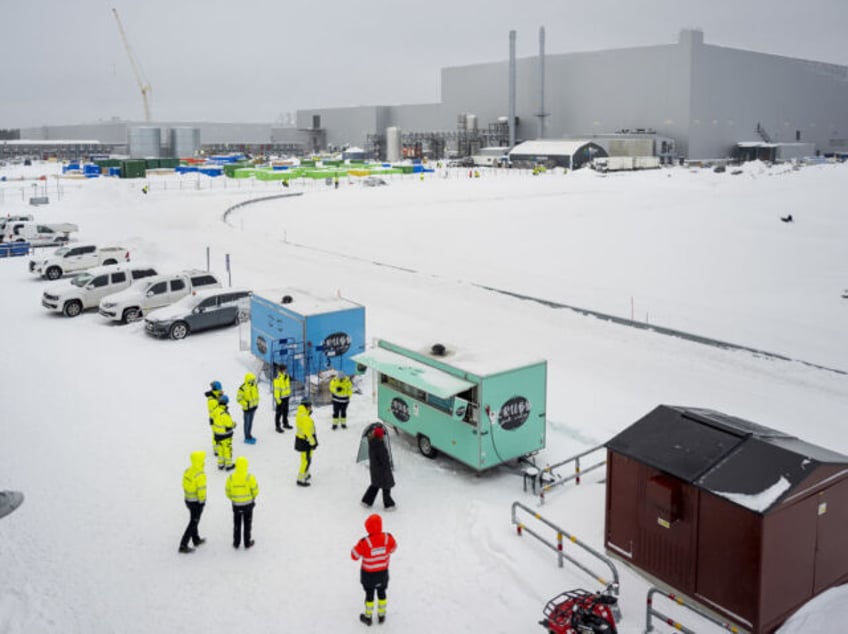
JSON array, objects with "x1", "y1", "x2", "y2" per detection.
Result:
[{"x1": 144, "y1": 288, "x2": 251, "y2": 340}]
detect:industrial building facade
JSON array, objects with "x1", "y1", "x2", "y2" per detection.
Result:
[{"x1": 10, "y1": 30, "x2": 848, "y2": 161}]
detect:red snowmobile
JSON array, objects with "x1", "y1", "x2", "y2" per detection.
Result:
[{"x1": 539, "y1": 588, "x2": 618, "y2": 634}]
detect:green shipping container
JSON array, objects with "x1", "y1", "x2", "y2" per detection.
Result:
[
  {"x1": 95, "y1": 159, "x2": 121, "y2": 168},
  {"x1": 120, "y1": 159, "x2": 147, "y2": 179},
  {"x1": 158, "y1": 158, "x2": 180, "y2": 169},
  {"x1": 144, "y1": 159, "x2": 160, "y2": 169},
  {"x1": 223, "y1": 162, "x2": 251, "y2": 177}
]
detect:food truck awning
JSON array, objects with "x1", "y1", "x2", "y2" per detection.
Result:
[{"x1": 352, "y1": 347, "x2": 475, "y2": 399}]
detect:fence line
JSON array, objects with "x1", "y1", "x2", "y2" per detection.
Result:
[
  {"x1": 645, "y1": 587, "x2": 746, "y2": 633},
  {"x1": 510, "y1": 501, "x2": 620, "y2": 608}
]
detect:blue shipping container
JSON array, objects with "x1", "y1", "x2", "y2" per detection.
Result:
[{"x1": 250, "y1": 290, "x2": 366, "y2": 391}]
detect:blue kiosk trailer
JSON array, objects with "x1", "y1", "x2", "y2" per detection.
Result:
[
  {"x1": 250, "y1": 289, "x2": 365, "y2": 398},
  {"x1": 352, "y1": 339, "x2": 547, "y2": 472}
]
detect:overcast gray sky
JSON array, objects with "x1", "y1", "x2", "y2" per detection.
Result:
[{"x1": 2, "y1": 0, "x2": 847, "y2": 128}]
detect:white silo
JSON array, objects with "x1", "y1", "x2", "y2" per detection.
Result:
[
  {"x1": 170, "y1": 127, "x2": 200, "y2": 159},
  {"x1": 128, "y1": 126, "x2": 161, "y2": 158},
  {"x1": 466, "y1": 114, "x2": 478, "y2": 131},
  {"x1": 386, "y1": 126, "x2": 401, "y2": 163}
]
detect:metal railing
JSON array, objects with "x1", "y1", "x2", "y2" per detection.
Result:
[
  {"x1": 523, "y1": 444, "x2": 607, "y2": 505},
  {"x1": 645, "y1": 587, "x2": 746, "y2": 633},
  {"x1": 511, "y1": 501, "x2": 621, "y2": 616}
]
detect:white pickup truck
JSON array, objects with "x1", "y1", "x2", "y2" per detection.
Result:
[
  {"x1": 29, "y1": 244, "x2": 130, "y2": 280},
  {"x1": 41, "y1": 263, "x2": 158, "y2": 317},
  {"x1": 99, "y1": 269, "x2": 222, "y2": 323},
  {"x1": 3, "y1": 221, "x2": 78, "y2": 247}
]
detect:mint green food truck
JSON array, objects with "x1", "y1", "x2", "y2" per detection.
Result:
[{"x1": 352, "y1": 339, "x2": 547, "y2": 472}]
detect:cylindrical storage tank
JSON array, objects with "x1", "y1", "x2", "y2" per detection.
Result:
[
  {"x1": 466, "y1": 114, "x2": 478, "y2": 131},
  {"x1": 170, "y1": 127, "x2": 200, "y2": 159},
  {"x1": 386, "y1": 126, "x2": 401, "y2": 163},
  {"x1": 128, "y1": 127, "x2": 161, "y2": 159}
]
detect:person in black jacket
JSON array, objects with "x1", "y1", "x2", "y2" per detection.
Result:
[{"x1": 361, "y1": 426, "x2": 396, "y2": 510}]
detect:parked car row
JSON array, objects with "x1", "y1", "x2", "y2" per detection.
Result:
[{"x1": 28, "y1": 243, "x2": 251, "y2": 340}]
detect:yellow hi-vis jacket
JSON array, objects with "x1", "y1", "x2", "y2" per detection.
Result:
[
  {"x1": 212, "y1": 406, "x2": 235, "y2": 438},
  {"x1": 237, "y1": 373, "x2": 260, "y2": 411},
  {"x1": 206, "y1": 389, "x2": 222, "y2": 420},
  {"x1": 225, "y1": 457, "x2": 258, "y2": 506},
  {"x1": 183, "y1": 451, "x2": 207, "y2": 503},
  {"x1": 273, "y1": 372, "x2": 291, "y2": 403},
  {"x1": 295, "y1": 404, "x2": 316, "y2": 446},
  {"x1": 330, "y1": 376, "x2": 353, "y2": 402}
]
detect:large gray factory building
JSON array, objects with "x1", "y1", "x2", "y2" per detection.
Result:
[{"x1": 8, "y1": 29, "x2": 848, "y2": 161}]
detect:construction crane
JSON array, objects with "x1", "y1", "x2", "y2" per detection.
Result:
[{"x1": 112, "y1": 8, "x2": 152, "y2": 122}]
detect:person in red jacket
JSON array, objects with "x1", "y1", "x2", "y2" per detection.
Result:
[{"x1": 350, "y1": 513, "x2": 397, "y2": 626}]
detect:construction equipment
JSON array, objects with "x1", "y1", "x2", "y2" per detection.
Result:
[{"x1": 112, "y1": 8, "x2": 152, "y2": 122}]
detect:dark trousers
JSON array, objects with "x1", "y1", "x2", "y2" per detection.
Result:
[
  {"x1": 232, "y1": 502, "x2": 255, "y2": 546},
  {"x1": 180, "y1": 501, "x2": 204, "y2": 548},
  {"x1": 362, "y1": 485, "x2": 395, "y2": 509},
  {"x1": 332, "y1": 400, "x2": 349, "y2": 421},
  {"x1": 361, "y1": 569, "x2": 389, "y2": 601},
  {"x1": 243, "y1": 407, "x2": 256, "y2": 440},
  {"x1": 275, "y1": 398, "x2": 290, "y2": 429}
]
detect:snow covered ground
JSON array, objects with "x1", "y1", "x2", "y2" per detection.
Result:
[{"x1": 1, "y1": 161, "x2": 846, "y2": 633}]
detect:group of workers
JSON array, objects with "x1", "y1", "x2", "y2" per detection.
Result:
[{"x1": 184, "y1": 367, "x2": 396, "y2": 625}]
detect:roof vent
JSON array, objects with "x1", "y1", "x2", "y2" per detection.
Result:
[
  {"x1": 281, "y1": 295, "x2": 293, "y2": 304},
  {"x1": 431, "y1": 343, "x2": 447, "y2": 356}
]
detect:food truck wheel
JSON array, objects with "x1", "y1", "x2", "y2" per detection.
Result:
[{"x1": 417, "y1": 434, "x2": 438, "y2": 459}]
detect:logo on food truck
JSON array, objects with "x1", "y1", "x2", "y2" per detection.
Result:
[
  {"x1": 390, "y1": 397, "x2": 410, "y2": 423},
  {"x1": 498, "y1": 396, "x2": 531, "y2": 430},
  {"x1": 322, "y1": 332, "x2": 351, "y2": 357},
  {"x1": 256, "y1": 336, "x2": 268, "y2": 355}
]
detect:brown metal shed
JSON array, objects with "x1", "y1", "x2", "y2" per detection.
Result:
[{"x1": 604, "y1": 405, "x2": 848, "y2": 633}]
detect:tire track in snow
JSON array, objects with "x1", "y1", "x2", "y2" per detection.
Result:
[{"x1": 222, "y1": 195, "x2": 847, "y2": 378}]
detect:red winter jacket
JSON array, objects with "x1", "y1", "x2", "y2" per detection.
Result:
[{"x1": 351, "y1": 531, "x2": 397, "y2": 572}]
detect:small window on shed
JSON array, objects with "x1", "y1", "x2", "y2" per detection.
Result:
[{"x1": 646, "y1": 474, "x2": 683, "y2": 528}]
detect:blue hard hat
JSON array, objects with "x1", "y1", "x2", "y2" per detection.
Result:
[
  {"x1": 219, "y1": 395, "x2": 229, "y2": 405},
  {"x1": 211, "y1": 380, "x2": 222, "y2": 391}
]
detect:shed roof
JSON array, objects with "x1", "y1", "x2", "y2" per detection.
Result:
[
  {"x1": 253, "y1": 288, "x2": 362, "y2": 316},
  {"x1": 509, "y1": 139, "x2": 598, "y2": 157},
  {"x1": 606, "y1": 405, "x2": 848, "y2": 513}
]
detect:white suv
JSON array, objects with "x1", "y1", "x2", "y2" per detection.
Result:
[
  {"x1": 99, "y1": 270, "x2": 222, "y2": 323},
  {"x1": 42, "y1": 263, "x2": 158, "y2": 317}
]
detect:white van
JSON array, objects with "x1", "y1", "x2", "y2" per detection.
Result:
[
  {"x1": 0, "y1": 215, "x2": 34, "y2": 239},
  {"x1": 42, "y1": 263, "x2": 159, "y2": 317}
]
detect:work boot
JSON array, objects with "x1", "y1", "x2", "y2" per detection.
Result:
[
  {"x1": 283, "y1": 424, "x2": 293, "y2": 429},
  {"x1": 194, "y1": 538, "x2": 206, "y2": 546},
  {"x1": 332, "y1": 425, "x2": 338, "y2": 431},
  {"x1": 245, "y1": 540, "x2": 255, "y2": 549},
  {"x1": 378, "y1": 615, "x2": 385, "y2": 624},
  {"x1": 296, "y1": 480, "x2": 311, "y2": 487},
  {"x1": 225, "y1": 464, "x2": 235, "y2": 471},
  {"x1": 359, "y1": 614, "x2": 373, "y2": 626},
  {"x1": 276, "y1": 427, "x2": 284, "y2": 433},
  {"x1": 178, "y1": 545, "x2": 195, "y2": 554}
]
